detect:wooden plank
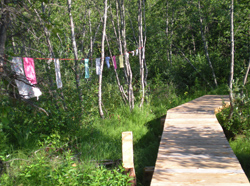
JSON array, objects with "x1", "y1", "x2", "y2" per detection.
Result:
[
  {"x1": 154, "y1": 158, "x2": 242, "y2": 170},
  {"x1": 151, "y1": 172, "x2": 249, "y2": 185},
  {"x1": 122, "y1": 131, "x2": 134, "y2": 169},
  {"x1": 122, "y1": 131, "x2": 136, "y2": 186},
  {"x1": 154, "y1": 168, "x2": 244, "y2": 174},
  {"x1": 158, "y1": 146, "x2": 234, "y2": 153}
]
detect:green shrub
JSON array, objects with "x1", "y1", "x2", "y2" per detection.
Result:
[
  {"x1": 0, "y1": 150, "x2": 132, "y2": 186},
  {"x1": 216, "y1": 80, "x2": 250, "y2": 139}
]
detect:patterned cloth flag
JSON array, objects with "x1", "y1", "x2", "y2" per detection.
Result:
[
  {"x1": 113, "y1": 56, "x2": 117, "y2": 70},
  {"x1": 105, "y1": 56, "x2": 110, "y2": 68},
  {"x1": 119, "y1": 55, "x2": 124, "y2": 68},
  {"x1": 131, "y1": 51, "x2": 135, "y2": 56},
  {"x1": 23, "y1": 57, "x2": 37, "y2": 84},
  {"x1": 54, "y1": 58, "x2": 62, "y2": 88},
  {"x1": 136, "y1": 49, "x2": 139, "y2": 56},
  {"x1": 96, "y1": 58, "x2": 101, "y2": 75},
  {"x1": 85, "y1": 58, "x2": 90, "y2": 78}
]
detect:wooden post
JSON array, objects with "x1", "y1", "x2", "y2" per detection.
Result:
[{"x1": 122, "y1": 131, "x2": 136, "y2": 185}]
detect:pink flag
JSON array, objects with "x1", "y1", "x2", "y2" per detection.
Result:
[
  {"x1": 113, "y1": 56, "x2": 117, "y2": 70},
  {"x1": 23, "y1": 57, "x2": 37, "y2": 84}
]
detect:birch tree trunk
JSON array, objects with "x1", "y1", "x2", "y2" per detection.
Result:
[
  {"x1": 89, "y1": 10, "x2": 93, "y2": 68},
  {"x1": 67, "y1": 0, "x2": 83, "y2": 106},
  {"x1": 243, "y1": 57, "x2": 250, "y2": 86},
  {"x1": 229, "y1": 0, "x2": 234, "y2": 119},
  {"x1": 106, "y1": 35, "x2": 128, "y2": 103},
  {"x1": 98, "y1": 0, "x2": 108, "y2": 118},
  {"x1": 169, "y1": 9, "x2": 174, "y2": 65},
  {"x1": 138, "y1": 0, "x2": 145, "y2": 107},
  {"x1": 109, "y1": 1, "x2": 128, "y2": 102},
  {"x1": 198, "y1": 1, "x2": 218, "y2": 88},
  {"x1": 116, "y1": 0, "x2": 123, "y2": 55},
  {"x1": 143, "y1": 0, "x2": 147, "y2": 88},
  {"x1": 166, "y1": 1, "x2": 169, "y2": 63},
  {"x1": 116, "y1": 0, "x2": 129, "y2": 84},
  {"x1": 120, "y1": 0, "x2": 134, "y2": 110}
]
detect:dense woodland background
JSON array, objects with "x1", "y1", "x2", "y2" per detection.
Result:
[{"x1": 1, "y1": 0, "x2": 250, "y2": 185}]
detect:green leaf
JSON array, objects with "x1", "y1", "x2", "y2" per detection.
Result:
[{"x1": 1, "y1": 117, "x2": 9, "y2": 125}]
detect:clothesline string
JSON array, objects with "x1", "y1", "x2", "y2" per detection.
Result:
[{"x1": 23, "y1": 46, "x2": 144, "y2": 61}]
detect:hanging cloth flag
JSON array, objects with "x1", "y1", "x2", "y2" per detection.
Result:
[
  {"x1": 131, "y1": 51, "x2": 135, "y2": 56},
  {"x1": 54, "y1": 58, "x2": 63, "y2": 89},
  {"x1": 11, "y1": 57, "x2": 33, "y2": 99},
  {"x1": 12, "y1": 57, "x2": 42, "y2": 100},
  {"x1": 105, "y1": 56, "x2": 110, "y2": 68},
  {"x1": 113, "y1": 56, "x2": 117, "y2": 70},
  {"x1": 119, "y1": 55, "x2": 124, "y2": 68},
  {"x1": 96, "y1": 58, "x2": 101, "y2": 75},
  {"x1": 30, "y1": 87, "x2": 42, "y2": 100},
  {"x1": 136, "y1": 49, "x2": 139, "y2": 56},
  {"x1": 23, "y1": 57, "x2": 37, "y2": 84},
  {"x1": 85, "y1": 58, "x2": 90, "y2": 78}
]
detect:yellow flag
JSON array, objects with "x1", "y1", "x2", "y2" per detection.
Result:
[{"x1": 119, "y1": 55, "x2": 124, "y2": 68}]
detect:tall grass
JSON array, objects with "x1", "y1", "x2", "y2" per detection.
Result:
[
  {"x1": 0, "y1": 81, "x2": 206, "y2": 185},
  {"x1": 229, "y1": 136, "x2": 250, "y2": 180}
]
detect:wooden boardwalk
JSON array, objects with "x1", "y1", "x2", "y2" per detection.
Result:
[{"x1": 151, "y1": 95, "x2": 250, "y2": 186}]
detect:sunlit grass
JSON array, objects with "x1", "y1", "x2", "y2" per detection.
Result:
[
  {"x1": 229, "y1": 136, "x2": 250, "y2": 180},
  {"x1": 0, "y1": 82, "x2": 204, "y2": 185}
]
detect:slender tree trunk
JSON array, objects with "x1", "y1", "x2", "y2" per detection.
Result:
[
  {"x1": 229, "y1": 0, "x2": 234, "y2": 119},
  {"x1": 87, "y1": 19, "x2": 102, "y2": 59},
  {"x1": 169, "y1": 11, "x2": 174, "y2": 65},
  {"x1": 198, "y1": 1, "x2": 218, "y2": 88},
  {"x1": 192, "y1": 33, "x2": 196, "y2": 52},
  {"x1": 142, "y1": 0, "x2": 148, "y2": 89},
  {"x1": 240, "y1": 56, "x2": 250, "y2": 97},
  {"x1": 120, "y1": 0, "x2": 134, "y2": 110},
  {"x1": 98, "y1": 0, "x2": 108, "y2": 118},
  {"x1": 109, "y1": 5, "x2": 119, "y2": 46},
  {"x1": 80, "y1": 9, "x2": 87, "y2": 55},
  {"x1": 106, "y1": 35, "x2": 128, "y2": 103},
  {"x1": 67, "y1": 0, "x2": 83, "y2": 106},
  {"x1": 89, "y1": 10, "x2": 93, "y2": 68},
  {"x1": 109, "y1": 1, "x2": 128, "y2": 102},
  {"x1": 166, "y1": 1, "x2": 170, "y2": 63},
  {"x1": 116, "y1": 0, "x2": 129, "y2": 84},
  {"x1": 0, "y1": 1, "x2": 9, "y2": 73},
  {"x1": 243, "y1": 56, "x2": 250, "y2": 86},
  {"x1": 11, "y1": 37, "x2": 17, "y2": 54},
  {"x1": 116, "y1": 0, "x2": 123, "y2": 56},
  {"x1": 138, "y1": 0, "x2": 145, "y2": 107},
  {"x1": 0, "y1": 24, "x2": 7, "y2": 73}
]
